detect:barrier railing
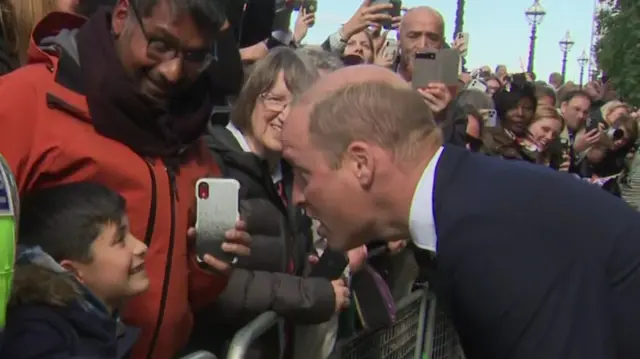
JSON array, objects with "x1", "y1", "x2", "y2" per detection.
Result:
[
  {"x1": 226, "y1": 311, "x2": 283, "y2": 359},
  {"x1": 225, "y1": 287, "x2": 464, "y2": 359},
  {"x1": 180, "y1": 351, "x2": 218, "y2": 359}
]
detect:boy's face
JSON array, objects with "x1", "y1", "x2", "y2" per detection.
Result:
[{"x1": 64, "y1": 216, "x2": 149, "y2": 307}]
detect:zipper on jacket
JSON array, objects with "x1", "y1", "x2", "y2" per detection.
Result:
[
  {"x1": 142, "y1": 160, "x2": 158, "y2": 246},
  {"x1": 146, "y1": 165, "x2": 178, "y2": 359}
]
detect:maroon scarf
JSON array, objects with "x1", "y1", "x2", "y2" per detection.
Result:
[{"x1": 76, "y1": 9, "x2": 214, "y2": 164}]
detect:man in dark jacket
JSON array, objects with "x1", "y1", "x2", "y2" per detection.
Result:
[{"x1": 281, "y1": 65, "x2": 640, "y2": 359}]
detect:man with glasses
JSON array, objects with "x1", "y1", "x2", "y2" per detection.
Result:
[{"x1": 0, "y1": 1, "x2": 251, "y2": 359}]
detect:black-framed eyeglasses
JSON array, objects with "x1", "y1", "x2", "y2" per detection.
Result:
[{"x1": 129, "y1": 2, "x2": 217, "y2": 73}]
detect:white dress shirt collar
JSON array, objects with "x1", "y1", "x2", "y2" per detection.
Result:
[
  {"x1": 226, "y1": 122, "x2": 283, "y2": 183},
  {"x1": 409, "y1": 146, "x2": 444, "y2": 252}
]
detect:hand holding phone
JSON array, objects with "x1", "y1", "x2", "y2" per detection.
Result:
[
  {"x1": 411, "y1": 48, "x2": 460, "y2": 89},
  {"x1": 332, "y1": 278, "x2": 350, "y2": 313}
]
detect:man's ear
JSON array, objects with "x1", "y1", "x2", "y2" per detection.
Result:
[
  {"x1": 344, "y1": 141, "x2": 375, "y2": 190},
  {"x1": 59, "y1": 259, "x2": 85, "y2": 283},
  {"x1": 111, "y1": 0, "x2": 130, "y2": 37}
]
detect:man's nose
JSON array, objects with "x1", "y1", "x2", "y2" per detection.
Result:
[
  {"x1": 157, "y1": 58, "x2": 183, "y2": 84},
  {"x1": 291, "y1": 184, "x2": 305, "y2": 207},
  {"x1": 578, "y1": 112, "x2": 587, "y2": 121}
]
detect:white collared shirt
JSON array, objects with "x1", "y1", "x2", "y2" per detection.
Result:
[
  {"x1": 409, "y1": 147, "x2": 444, "y2": 252},
  {"x1": 226, "y1": 122, "x2": 282, "y2": 183}
]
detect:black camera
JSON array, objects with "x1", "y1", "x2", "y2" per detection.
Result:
[
  {"x1": 585, "y1": 117, "x2": 624, "y2": 141},
  {"x1": 416, "y1": 52, "x2": 436, "y2": 60},
  {"x1": 605, "y1": 126, "x2": 624, "y2": 141}
]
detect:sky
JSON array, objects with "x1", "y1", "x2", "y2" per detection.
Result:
[{"x1": 302, "y1": 0, "x2": 595, "y2": 84}]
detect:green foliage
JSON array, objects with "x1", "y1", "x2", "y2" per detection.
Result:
[{"x1": 596, "y1": 2, "x2": 640, "y2": 106}]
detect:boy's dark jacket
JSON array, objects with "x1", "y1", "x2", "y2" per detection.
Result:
[{"x1": 0, "y1": 248, "x2": 139, "y2": 359}]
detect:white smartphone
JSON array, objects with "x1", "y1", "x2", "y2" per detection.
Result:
[
  {"x1": 195, "y1": 178, "x2": 240, "y2": 264},
  {"x1": 467, "y1": 79, "x2": 487, "y2": 93},
  {"x1": 485, "y1": 109, "x2": 498, "y2": 127},
  {"x1": 383, "y1": 39, "x2": 398, "y2": 59}
]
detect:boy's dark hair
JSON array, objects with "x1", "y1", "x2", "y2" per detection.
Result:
[{"x1": 18, "y1": 182, "x2": 126, "y2": 263}]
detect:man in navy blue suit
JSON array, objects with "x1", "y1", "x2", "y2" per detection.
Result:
[{"x1": 281, "y1": 65, "x2": 640, "y2": 359}]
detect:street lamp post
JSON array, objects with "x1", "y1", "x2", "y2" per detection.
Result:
[
  {"x1": 559, "y1": 31, "x2": 575, "y2": 81},
  {"x1": 525, "y1": 0, "x2": 546, "y2": 74},
  {"x1": 577, "y1": 51, "x2": 589, "y2": 88}
]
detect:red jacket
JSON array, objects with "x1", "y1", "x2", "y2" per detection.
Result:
[{"x1": 0, "y1": 13, "x2": 227, "y2": 359}]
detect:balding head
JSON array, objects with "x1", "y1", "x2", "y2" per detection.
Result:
[
  {"x1": 296, "y1": 65, "x2": 409, "y2": 107},
  {"x1": 397, "y1": 6, "x2": 446, "y2": 80},
  {"x1": 401, "y1": 6, "x2": 444, "y2": 37},
  {"x1": 283, "y1": 65, "x2": 441, "y2": 168},
  {"x1": 285, "y1": 65, "x2": 408, "y2": 144}
]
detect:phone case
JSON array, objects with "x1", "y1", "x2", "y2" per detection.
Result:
[
  {"x1": 486, "y1": 110, "x2": 498, "y2": 127},
  {"x1": 436, "y1": 48, "x2": 461, "y2": 85},
  {"x1": 411, "y1": 50, "x2": 439, "y2": 89},
  {"x1": 195, "y1": 178, "x2": 240, "y2": 263},
  {"x1": 309, "y1": 249, "x2": 348, "y2": 280},
  {"x1": 468, "y1": 79, "x2": 487, "y2": 93},
  {"x1": 302, "y1": 0, "x2": 317, "y2": 13},
  {"x1": 383, "y1": 40, "x2": 398, "y2": 59}
]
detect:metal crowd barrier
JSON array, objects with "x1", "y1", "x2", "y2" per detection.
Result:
[
  {"x1": 180, "y1": 351, "x2": 218, "y2": 359},
  {"x1": 225, "y1": 287, "x2": 464, "y2": 359}
]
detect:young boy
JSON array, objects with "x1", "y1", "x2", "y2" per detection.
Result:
[{"x1": 0, "y1": 182, "x2": 149, "y2": 359}]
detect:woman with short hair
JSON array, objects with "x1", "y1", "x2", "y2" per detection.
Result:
[{"x1": 191, "y1": 47, "x2": 342, "y2": 359}]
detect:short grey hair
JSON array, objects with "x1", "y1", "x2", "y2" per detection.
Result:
[
  {"x1": 132, "y1": 0, "x2": 224, "y2": 35},
  {"x1": 296, "y1": 45, "x2": 344, "y2": 73},
  {"x1": 456, "y1": 89, "x2": 494, "y2": 111},
  {"x1": 231, "y1": 47, "x2": 320, "y2": 133}
]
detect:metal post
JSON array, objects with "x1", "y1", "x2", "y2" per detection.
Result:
[
  {"x1": 527, "y1": 23, "x2": 537, "y2": 73},
  {"x1": 579, "y1": 66, "x2": 585, "y2": 88},
  {"x1": 561, "y1": 50, "x2": 568, "y2": 81}
]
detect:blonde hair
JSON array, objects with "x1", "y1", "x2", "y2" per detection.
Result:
[
  {"x1": 532, "y1": 105, "x2": 565, "y2": 131},
  {"x1": 600, "y1": 100, "x2": 629, "y2": 123},
  {"x1": 8, "y1": 0, "x2": 58, "y2": 64}
]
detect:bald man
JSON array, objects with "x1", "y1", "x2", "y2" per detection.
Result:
[
  {"x1": 394, "y1": 6, "x2": 466, "y2": 146},
  {"x1": 282, "y1": 65, "x2": 640, "y2": 359},
  {"x1": 397, "y1": 7, "x2": 445, "y2": 82}
]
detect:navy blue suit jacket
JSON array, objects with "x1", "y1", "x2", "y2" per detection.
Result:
[{"x1": 418, "y1": 145, "x2": 640, "y2": 359}]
